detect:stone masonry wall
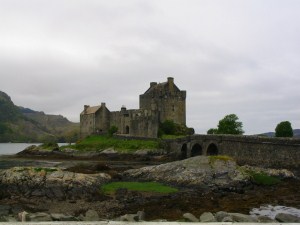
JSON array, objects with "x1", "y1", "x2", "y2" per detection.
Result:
[{"x1": 167, "y1": 135, "x2": 300, "y2": 169}]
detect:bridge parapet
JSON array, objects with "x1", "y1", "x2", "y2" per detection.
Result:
[{"x1": 165, "y1": 135, "x2": 300, "y2": 169}]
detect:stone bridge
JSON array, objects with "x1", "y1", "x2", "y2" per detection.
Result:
[{"x1": 165, "y1": 135, "x2": 300, "y2": 169}]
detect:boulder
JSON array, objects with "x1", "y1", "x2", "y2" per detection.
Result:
[
  {"x1": 123, "y1": 156, "x2": 248, "y2": 188},
  {"x1": 0, "y1": 167, "x2": 111, "y2": 200},
  {"x1": 50, "y1": 213, "x2": 77, "y2": 221},
  {"x1": 137, "y1": 211, "x2": 146, "y2": 221},
  {"x1": 82, "y1": 209, "x2": 99, "y2": 221},
  {"x1": 120, "y1": 214, "x2": 139, "y2": 222},
  {"x1": 27, "y1": 212, "x2": 52, "y2": 221},
  {"x1": 183, "y1": 212, "x2": 199, "y2": 222},
  {"x1": 257, "y1": 215, "x2": 278, "y2": 223},
  {"x1": 200, "y1": 212, "x2": 216, "y2": 222},
  {"x1": 275, "y1": 213, "x2": 300, "y2": 222},
  {"x1": 229, "y1": 213, "x2": 258, "y2": 222},
  {"x1": 214, "y1": 211, "x2": 230, "y2": 222}
]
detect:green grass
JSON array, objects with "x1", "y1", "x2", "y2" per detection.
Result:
[
  {"x1": 161, "y1": 134, "x2": 187, "y2": 139},
  {"x1": 209, "y1": 155, "x2": 234, "y2": 164},
  {"x1": 70, "y1": 135, "x2": 161, "y2": 152},
  {"x1": 101, "y1": 182, "x2": 178, "y2": 194},
  {"x1": 33, "y1": 167, "x2": 58, "y2": 173},
  {"x1": 248, "y1": 171, "x2": 280, "y2": 185}
]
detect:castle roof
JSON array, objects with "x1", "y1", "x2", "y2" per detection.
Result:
[
  {"x1": 143, "y1": 81, "x2": 180, "y2": 95},
  {"x1": 81, "y1": 106, "x2": 101, "y2": 115}
]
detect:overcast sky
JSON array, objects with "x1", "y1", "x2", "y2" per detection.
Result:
[{"x1": 1, "y1": 0, "x2": 300, "y2": 134}]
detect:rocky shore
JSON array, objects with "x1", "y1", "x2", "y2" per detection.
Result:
[{"x1": 1, "y1": 146, "x2": 300, "y2": 222}]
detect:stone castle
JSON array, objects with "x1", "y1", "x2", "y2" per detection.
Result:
[{"x1": 80, "y1": 77, "x2": 186, "y2": 138}]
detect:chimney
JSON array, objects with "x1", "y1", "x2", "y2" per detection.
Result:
[
  {"x1": 101, "y1": 102, "x2": 106, "y2": 107},
  {"x1": 150, "y1": 82, "x2": 157, "y2": 87},
  {"x1": 84, "y1": 105, "x2": 89, "y2": 113},
  {"x1": 121, "y1": 105, "x2": 126, "y2": 111}
]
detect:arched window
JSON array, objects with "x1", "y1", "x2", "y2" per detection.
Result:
[{"x1": 125, "y1": 126, "x2": 130, "y2": 134}]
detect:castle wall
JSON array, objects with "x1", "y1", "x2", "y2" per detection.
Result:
[
  {"x1": 80, "y1": 113, "x2": 95, "y2": 138},
  {"x1": 94, "y1": 105, "x2": 110, "y2": 133},
  {"x1": 110, "y1": 109, "x2": 158, "y2": 138}
]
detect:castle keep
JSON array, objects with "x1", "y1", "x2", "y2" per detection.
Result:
[{"x1": 80, "y1": 77, "x2": 186, "y2": 138}]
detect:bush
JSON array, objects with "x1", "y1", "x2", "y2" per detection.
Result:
[
  {"x1": 108, "y1": 126, "x2": 118, "y2": 137},
  {"x1": 159, "y1": 120, "x2": 194, "y2": 136}
]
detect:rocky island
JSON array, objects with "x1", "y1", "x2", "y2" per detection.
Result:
[{"x1": 0, "y1": 141, "x2": 300, "y2": 222}]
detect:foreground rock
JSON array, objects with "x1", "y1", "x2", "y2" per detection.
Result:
[
  {"x1": 124, "y1": 156, "x2": 246, "y2": 189},
  {"x1": 123, "y1": 156, "x2": 294, "y2": 190},
  {"x1": 0, "y1": 167, "x2": 111, "y2": 200}
]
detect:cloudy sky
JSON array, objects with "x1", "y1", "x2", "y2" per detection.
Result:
[{"x1": 1, "y1": 0, "x2": 300, "y2": 134}]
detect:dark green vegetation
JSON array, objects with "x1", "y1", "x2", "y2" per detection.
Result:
[
  {"x1": 275, "y1": 121, "x2": 293, "y2": 138},
  {"x1": 0, "y1": 90, "x2": 79, "y2": 142},
  {"x1": 245, "y1": 170, "x2": 280, "y2": 186},
  {"x1": 158, "y1": 120, "x2": 194, "y2": 138},
  {"x1": 207, "y1": 114, "x2": 244, "y2": 135},
  {"x1": 73, "y1": 135, "x2": 161, "y2": 152},
  {"x1": 101, "y1": 181, "x2": 178, "y2": 194}
]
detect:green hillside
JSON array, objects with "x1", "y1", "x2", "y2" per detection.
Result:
[{"x1": 0, "y1": 91, "x2": 79, "y2": 143}]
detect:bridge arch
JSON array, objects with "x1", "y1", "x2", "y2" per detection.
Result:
[
  {"x1": 180, "y1": 143, "x2": 188, "y2": 159},
  {"x1": 191, "y1": 143, "x2": 202, "y2": 157},
  {"x1": 207, "y1": 143, "x2": 218, "y2": 155}
]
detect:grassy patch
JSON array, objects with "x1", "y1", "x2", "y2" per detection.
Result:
[
  {"x1": 209, "y1": 155, "x2": 234, "y2": 164},
  {"x1": 247, "y1": 171, "x2": 280, "y2": 185},
  {"x1": 71, "y1": 135, "x2": 161, "y2": 152},
  {"x1": 161, "y1": 134, "x2": 187, "y2": 139},
  {"x1": 33, "y1": 167, "x2": 58, "y2": 173},
  {"x1": 101, "y1": 182, "x2": 178, "y2": 194}
]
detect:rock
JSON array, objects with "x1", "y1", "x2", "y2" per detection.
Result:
[
  {"x1": 123, "y1": 156, "x2": 248, "y2": 188},
  {"x1": 275, "y1": 213, "x2": 300, "y2": 222},
  {"x1": 215, "y1": 211, "x2": 230, "y2": 222},
  {"x1": 18, "y1": 211, "x2": 29, "y2": 222},
  {"x1": 82, "y1": 209, "x2": 99, "y2": 221},
  {"x1": 51, "y1": 213, "x2": 77, "y2": 221},
  {"x1": 257, "y1": 215, "x2": 278, "y2": 223},
  {"x1": 222, "y1": 216, "x2": 234, "y2": 222},
  {"x1": 229, "y1": 213, "x2": 258, "y2": 222},
  {"x1": 101, "y1": 148, "x2": 118, "y2": 154},
  {"x1": 0, "y1": 167, "x2": 111, "y2": 200},
  {"x1": 200, "y1": 212, "x2": 216, "y2": 222},
  {"x1": 120, "y1": 214, "x2": 139, "y2": 222},
  {"x1": 183, "y1": 212, "x2": 199, "y2": 222},
  {"x1": 27, "y1": 212, "x2": 52, "y2": 221},
  {"x1": 137, "y1": 211, "x2": 146, "y2": 221}
]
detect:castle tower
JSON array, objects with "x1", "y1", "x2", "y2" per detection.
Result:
[{"x1": 139, "y1": 77, "x2": 186, "y2": 125}]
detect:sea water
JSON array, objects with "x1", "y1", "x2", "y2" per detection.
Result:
[{"x1": 0, "y1": 143, "x2": 70, "y2": 155}]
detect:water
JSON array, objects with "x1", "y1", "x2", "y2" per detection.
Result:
[
  {"x1": 250, "y1": 205, "x2": 300, "y2": 219},
  {"x1": 0, "y1": 143, "x2": 70, "y2": 155}
]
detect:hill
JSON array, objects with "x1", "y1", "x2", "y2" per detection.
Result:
[
  {"x1": 0, "y1": 91, "x2": 79, "y2": 142},
  {"x1": 260, "y1": 129, "x2": 300, "y2": 138}
]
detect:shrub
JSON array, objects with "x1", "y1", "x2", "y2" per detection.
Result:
[
  {"x1": 101, "y1": 182, "x2": 178, "y2": 194},
  {"x1": 108, "y1": 126, "x2": 118, "y2": 137}
]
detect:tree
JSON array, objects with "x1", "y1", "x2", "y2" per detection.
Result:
[
  {"x1": 275, "y1": 121, "x2": 293, "y2": 137},
  {"x1": 207, "y1": 128, "x2": 218, "y2": 134},
  {"x1": 217, "y1": 114, "x2": 244, "y2": 135}
]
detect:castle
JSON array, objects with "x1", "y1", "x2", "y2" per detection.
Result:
[{"x1": 80, "y1": 77, "x2": 186, "y2": 138}]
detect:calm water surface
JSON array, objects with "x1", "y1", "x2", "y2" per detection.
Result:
[{"x1": 0, "y1": 143, "x2": 69, "y2": 155}]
